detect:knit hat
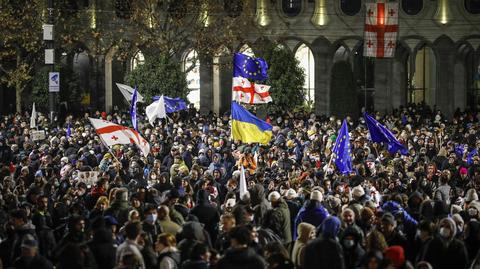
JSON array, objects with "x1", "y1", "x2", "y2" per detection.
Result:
[
  {"x1": 268, "y1": 191, "x2": 281, "y2": 202},
  {"x1": 465, "y1": 189, "x2": 478, "y2": 203},
  {"x1": 381, "y1": 213, "x2": 396, "y2": 226},
  {"x1": 384, "y1": 246, "x2": 405, "y2": 268},
  {"x1": 297, "y1": 222, "x2": 316, "y2": 242},
  {"x1": 286, "y1": 189, "x2": 297, "y2": 199},
  {"x1": 460, "y1": 167, "x2": 468, "y2": 175},
  {"x1": 310, "y1": 190, "x2": 323, "y2": 202},
  {"x1": 352, "y1": 185, "x2": 365, "y2": 199}
]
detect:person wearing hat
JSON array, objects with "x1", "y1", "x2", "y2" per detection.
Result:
[
  {"x1": 12, "y1": 234, "x2": 53, "y2": 269},
  {"x1": 303, "y1": 216, "x2": 345, "y2": 269},
  {"x1": 105, "y1": 188, "x2": 132, "y2": 227},
  {"x1": 1, "y1": 209, "x2": 37, "y2": 267},
  {"x1": 294, "y1": 190, "x2": 329, "y2": 240},
  {"x1": 380, "y1": 213, "x2": 407, "y2": 251},
  {"x1": 262, "y1": 191, "x2": 292, "y2": 244},
  {"x1": 284, "y1": 188, "x2": 302, "y2": 239}
]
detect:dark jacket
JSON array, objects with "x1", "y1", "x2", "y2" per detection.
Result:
[
  {"x1": 88, "y1": 229, "x2": 116, "y2": 269},
  {"x1": 217, "y1": 247, "x2": 266, "y2": 269},
  {"x1": 419, "y1": 235, "x2": 469, "y2": 269},
  {"x1": 178, "y1": 222, "x2": 210, "y2": 263},
  {"x1": 13, "y1": 254, "x2": 54, "y2": 269},
  {"x1": 263, "y1": 199, "x2": 292, "y2": 243},
  {"x1": 181, "y1": 259, "x2": 209, "y2": 269},
  {"x1": 190, "y1": 190, "x2": 220, "y2": 242},
  {"x1": 250, "y1": 184, "x2": 271, "y2": 226},
  {"x1": 104, "y1": 200, "x2": 131, "y2": 226},
  {"x1": 303, "y1": 237, "x2": 345, "y2": 269},
  {"x1": 294, "y1": 200, "x2": 329, "y2": 239}
]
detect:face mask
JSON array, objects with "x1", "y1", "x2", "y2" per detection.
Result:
[
  {"x1": 146, "y1": 214, "x2": 157, "y2": 223},
  {"x1": 343, "y1": 239, "x2": 355, "y2": 248},
  {"x1": 469, "y1": 208, "x2": 478, "y2": 217},
  {"x1": 439, "y1": 227, "x2": 451, "y2": 238},
  {"x1": 416, "y1": 230, "x2": 421, "y2": 239}
]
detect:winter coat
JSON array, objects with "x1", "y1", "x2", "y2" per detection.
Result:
[
  {"x1": 178, "y1": 222, "x2": 209, "y2": 263},
  {"x1": 181, "y1": 259, "x2": 209, "y2": 269},
  {"x1": 105, "y1": 200, "x2": 131, "y2": 227},
  {"x1": 217, "y1": 247, "x2": 266, "y2": 269},
  {"x1": 302, "y1": 237, "x2": 345, "y2": 269},
  {"x1": 13, "y1": 254, "x2": 54, "y2": 269},
  {"x1": 88, "y1": 229, "x2": 116, "y2": 269},
  {"x1": 294, "y1": 200, "x2": 329, "y2": 239},
  {"x1": 419, "y1": 236, "x2": 469, "y2": 269},
  {"x1": 250, "y1": 184, "x2": 271, "y2": 226},
  {"x1": 263, "y1": 199, "x2": 292, "y2": 243},
  {"x1": 190, "y1": 190, "x2": 220, "y2": 242}
]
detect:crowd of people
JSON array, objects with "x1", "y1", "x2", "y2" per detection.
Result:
[{"x1": 0, "y1": 103, "x2": 480, "y2": 269}]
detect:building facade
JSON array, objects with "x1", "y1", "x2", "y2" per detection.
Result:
[{"x1": 60, "y1": 0, "x2": 480, "y2": 117}]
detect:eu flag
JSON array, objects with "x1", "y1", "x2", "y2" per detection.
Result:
[
  {"x1": 468, "y1": 149, "x2": 478, "y2": 165},
  {"x1": 363, "y1": 113, "x2": 408, "y2": 155},
  {"x1": 233, "y1": 53, "x2": 268, "y2": 81},
  {"x1": 66, "y1": 123, "x2": 71, "y2": 138},
  {"x1": 332, "y1": 120, "x2": 352, "y2": 175},
  {"x1": 152, "y1": 96, "x2": 187, "y2": 114},
  {"x1": 130, "y1": 87, "x2": 138, "y2": 131}
]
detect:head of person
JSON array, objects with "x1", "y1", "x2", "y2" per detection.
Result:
[
  {"x1": 416, "y1": 220, "x2": 435, "y2": 242},
  {"x1": 10, "y1": 209, "x2": 28, "y2": 229},
  {"x1": 125, "y1": 221, "x2": 142, "y2": 240},
  {"x1": 143, "y1": 204, "x2": 158, "y2": 224},
  {"x1": 189, "y1": 242, "x2": 211, "y2": 262},
  {"x1": 296, "y1": 222, "x2": 316, "y2": 243},
  {"x1": 155, "y1": 233, "x2": 176, "y2": 253},
  {"x1": 342, "y1": 208, "x2": 355, "y2": 226},
  {"x1": 229, "y1": 226, "x2": 252, "y2": 249},
  {"x1": 220, "y1": 213, "x2": 236, "y2": 233},
  {"x1": 380, "y1": 213, "x2": 396, "y2": 236}
]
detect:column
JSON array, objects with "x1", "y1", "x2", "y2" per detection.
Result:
[
  {"x1": 434, "y1": 37, "x2": 455, "y2": 117},
  {"x1": 313, "y1": 40, "x2": 333, "y2": 115},
  {"x1": 374, "y1": 58, "x2": 393, "y2": 114},
  {"x1": 199, "y1": 54, "x2": 214, "y2": 115}
]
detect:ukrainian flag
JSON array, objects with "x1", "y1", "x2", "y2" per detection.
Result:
[{"x1": 231, "y1": 102, "x2": 272, "y2": 144}]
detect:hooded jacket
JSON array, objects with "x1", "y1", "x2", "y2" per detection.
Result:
[
  {"x1": 250, "y1": 184, "x2": 271, "y2": 226},
  {"x1": 303, "y1": 216, "x2": 345, "y2": 269},
  {"x1": 263, "y1": 198, "x2": 292, "y2": 243},
  {"x1": 190, "y1": 190, "x2": 220, "y2": 242},
  {"x1": 217, "y1": 247, "x2": 266, "y2": 269},
  {"x1": 294, "y1": 200, "x2": 329, "y2": 240}
]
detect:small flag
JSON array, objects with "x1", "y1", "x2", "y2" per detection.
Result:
[
  {"x1": 232, "y1": 76, "x2": 272, "y2": 104},
  {"x1": 332, "y1": 120, "x2": 353, "y2": 175},
  {"x1": 66, "y1": 123, "x2": 71, "y2": 138},
  {"x1": 130, "y1": 87, "x2": 138, "y2": 131},
  {"x1": 116, "y1": 83, "x2": 145, "y2": 103},
  {"x1": 364, "y1": 112, "x2": 408, "y2": 155},
  {"x1": 239, "y1": 165, "x2": 249, "y2": 199},
  {"x1": 145, "y1": 95, "x2": 167, "y2": 126},
  {"x1": 231, "y1": 102, "x2": 272, "y2": 145},
  {"x1": 233, "y1": 53, "x2": 269, "y2": 81},
  {"x1": 468, "y1": 149, "x2": 478, "y2": 165},
  {"x1": 30, "y1": 103, "x2": 37, "y2": 129}
]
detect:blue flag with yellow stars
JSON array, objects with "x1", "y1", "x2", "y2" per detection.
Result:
[
  {"x1": 364, "y1": 112, "x2": 408, "y2": 155},
  {"x1": 332, "y1": 119, "x2": 352, "y2": 175},
  {"x1": 233, "y1": 53, "x2": 268, "y2": 81}
]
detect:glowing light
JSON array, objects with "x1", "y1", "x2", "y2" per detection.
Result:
[
  {"x1": 255, "y1": 0, "x2": 271, "y2": 27},
  {"x1": 311, "y1": 0, "x2": 328, "y2": 26},
  {"x1": 90, "y1": 1, "x2": 96, "y2": 29},
  {"x1": 436, "y1": 0, "x2": 449, "y2": 25}
]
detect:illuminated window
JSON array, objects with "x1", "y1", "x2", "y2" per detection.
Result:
[
  {"x1": 402, "y1": 0, "x2": 423, "y2": 15},
  {"x1": 340, "y1": 0, "x2": 361, "y2": 16},
  {"x1": 184, "y1": 50, "x2": 200, "y2": 109},
  {"x1": 282, "y1": 0, "x2": 302, "y2": 17},
  {"x1": 465, "y1": 0, "x2": 480, "y2": 14},
  {"x1": 131, "y1": 50, "x2": 145, "y2": 70},
  {"x1": 295, "y1": 44, "x2": 315, "y2": 104}
]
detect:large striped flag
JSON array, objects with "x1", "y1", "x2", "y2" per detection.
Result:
[
  {"x1": 231, "y1": 101, "x2": 272, "y2": 144},
  {"x1": 89, "y1": 118, "x2": 150, "y2": 157},
  {"x1": 364, "y1": 2, "x2": 399, "y2": 58}
]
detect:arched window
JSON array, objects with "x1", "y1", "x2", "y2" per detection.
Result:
[
  {"x1": 295, "y1": 44, "x2": 315, "y2": 104},
  {"x1": 402, "y1": 0, "x2": 423, "y2": 15},
  {"x1": 408, "y1": 46, "x2": 436, "y2": 106},
  {"x1": 225, "y1": 0, "x2": 243, "y2": 17},
  {"x1": 184, "y1": 50, "x2": 200, "y2": 109},
  {"x1": 131, "y1": 50, "x2": 145, "y2": 70},
  {"x1": 340, "y1": 0, "x2": 361, "y2": 16},
  {"x1": 115, "y1": 0, "x2": 133, "y2": 19},
  {"x1": 282, "y1": 0, "x2": 302, "y2": 17},
  {"x1": 465, "y1": 0, "x2": 480, "y2": 14},
  {"x1": 239, "y1": 44, "x2": 255, "y2": 57}
]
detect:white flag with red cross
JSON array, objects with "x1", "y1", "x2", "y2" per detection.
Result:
[
  {"x1": 232, "y1": 76, "x2": 272, "y2": 104},
  {"x1": 89, "y1": 118, "x2": 150, "y2": 157},
  {"x1": 364, "y1": 2, "x2": 399, "y2": 58}
]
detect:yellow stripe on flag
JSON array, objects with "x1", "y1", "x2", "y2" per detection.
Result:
[{"x1": 232, "y1": 119, "x2": 272, "y2": 145}]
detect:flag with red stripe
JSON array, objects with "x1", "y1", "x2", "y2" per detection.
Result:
[
  {"x1": 232, "y1": 76, "x2": 272, "y2": 104},
  {"x1": 89, "y1": 118, "x2": 150, "y2": 157},
  {"x1": 364, "y1": 2, "x2": 399, "y2": 58}
]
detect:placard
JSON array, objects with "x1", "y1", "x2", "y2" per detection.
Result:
[
  {"x1": 77, "y1": 171, "x2": 99, "y2": 187},
  {"x1": 31, "y1": 130, "x2": 46, "y2": 141}
]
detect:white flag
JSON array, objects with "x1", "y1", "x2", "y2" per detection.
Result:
[
  {"x1": 116, "y1": 83, "x2": 145, "y2": 103},
  {"x1": 239, "y1": 165, "x2": 249, "y2": 200},
  {"x1": 232, "y1": 77, "x2": 272, "y2": 104},
  {"x1": 145, "y1": 96, "x2": 166, "y2": 126},
  {"x1": 89, "y1": 118, "x2": 150, "y2": 157},
  {"x1": 30, "y1": 103, "x2": 37, "y2": 129}
]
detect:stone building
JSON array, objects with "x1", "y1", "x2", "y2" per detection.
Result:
[{"x1": 33, "y1": 0, "x2": 480, "y2": 117}]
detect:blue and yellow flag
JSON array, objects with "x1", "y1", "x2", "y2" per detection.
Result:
[
  {"x1": 231, "y1": 102, "x2": 272, "y2": 144},
  {"x1": 332, "y1": 120, "x2": 352, "y2": 175}
]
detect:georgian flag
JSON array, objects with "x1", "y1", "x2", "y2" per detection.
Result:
[
  {"x1": 364, "y1": 2, "x2": 399, "y2": 58},
  {"x1": 89, "y1": 118, "x2": 150, "y2": 157},
  {"x1": 232, "y1": 76, "x2": 272, "y2": 104}
]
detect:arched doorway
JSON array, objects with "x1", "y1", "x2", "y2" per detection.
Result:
[
  {"x1": 330, "y1": 45, "x2": 359, "y2": 118},
  {"x1": 408, "y1": 45, "x2": 436, "y2": 107},
  {"x1": 295, "y1": 43, "x2": 315, "y2": 105},
  {"x1": 184, "y1": 49, "x2": 200, "y2": 109}
]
